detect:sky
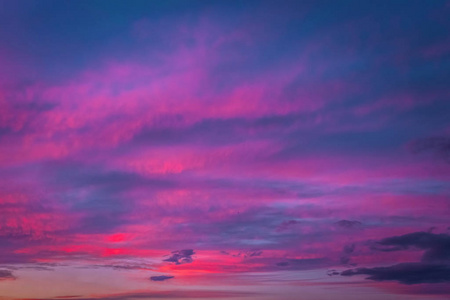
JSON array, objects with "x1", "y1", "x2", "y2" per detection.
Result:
[{"x1": 0, "y1": 0, "x2": 450, "y2": 299}]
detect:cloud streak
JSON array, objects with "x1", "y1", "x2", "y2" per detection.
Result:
[{"x1": 149, "y1": 275, "x2": 174, "y2": 282}]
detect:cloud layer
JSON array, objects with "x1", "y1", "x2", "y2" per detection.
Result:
[{"x1": 0, "y1": 1, "x2": 449, "y2": 299}]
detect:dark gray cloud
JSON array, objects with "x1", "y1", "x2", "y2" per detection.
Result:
[
  {"x1": 242, "y1": 250, "x2": 263, "y2": 257},
  {"x1": 373, "y1": 231, "x2": 450, "y2": 262},
  {"x1": 327, "y1": 269, "x2": 340, "y2": 276},
  {"x1": 0, "y1": 269, "x2": 15, "y2": 280},
  {"x1": 341, "y1": 231, "x2": 450, "y2": 286},
  {"x1": 150, "y1": 275, "x2": 174, "y2": 281},
  {"x1": 341, "y1": 263, "x2": 450, "y2": 284},
  {"x1": 223, "y1": 249, "x2": 264, "y2": 258},
  {"x1": 335, "y1": 220, "x2": 362, "y2": 229},
  {"x1": 163, "y1": 249, "x2": 195, "y2": 265}
]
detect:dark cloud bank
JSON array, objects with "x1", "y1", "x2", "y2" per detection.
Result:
[{"x1": 341, "y1": 231, "x2": 450, "y2": 285}]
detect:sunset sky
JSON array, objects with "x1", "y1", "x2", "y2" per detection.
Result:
[{"x1": 0, "y1": 1, "x2": 450, "y2": 299}]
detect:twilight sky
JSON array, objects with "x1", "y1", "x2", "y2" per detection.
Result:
[{"x1": 0, "y1": 1, "x2": 450, "y2": 299}]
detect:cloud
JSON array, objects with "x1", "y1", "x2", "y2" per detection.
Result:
[
  {"x1": 341, "y1": 263, "x2": 450, "y2": 284},
  {"x1": 150, "y1": 275, "x2": 174, "y2": 282},
  {"x1": 224, "y1": 249, "x2": 264, "y2": 258},
  {"x1": 163, "y1": 249, "x2": 195, "y2": 265},
  {"x1": 374, "y1": 231, "x2": 450, "y2": 262},
  {"x1": 410, "y1": 137, "x2": 450, "y2": 162},
  {"x1": 276, "y1": 220, "x2": 300, "y2": 232},
  {"x1": 1, "y1": 1, "x2": 450, "y2": 298},
  {"x1": 0, "y1": 224, "x2": 33, "y2": 239},
  {"x1": 274, "y1": 258, "x2": 329, "y2": 270},
  {"x1": 327, "y1": 269, "x2": 340, "y2": 276},
  {"x1": 335, "y1": 220, "x2": 362, "y2": 229},
  {"x1": 243, "y1": 249, "x2": 263, "y2": 257},
  {"x1": 341, "y1": 232, "x2": 450, "y2": 286},
  {"x1": 19, "y1": 290, "x2": 262, "y2": 300},
  {"x1": 340, "y1": 243, "x2": 356, "y2": 265},
  {"x1": 0, "y1": 269, "x2": 15, "y2": 280}
]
